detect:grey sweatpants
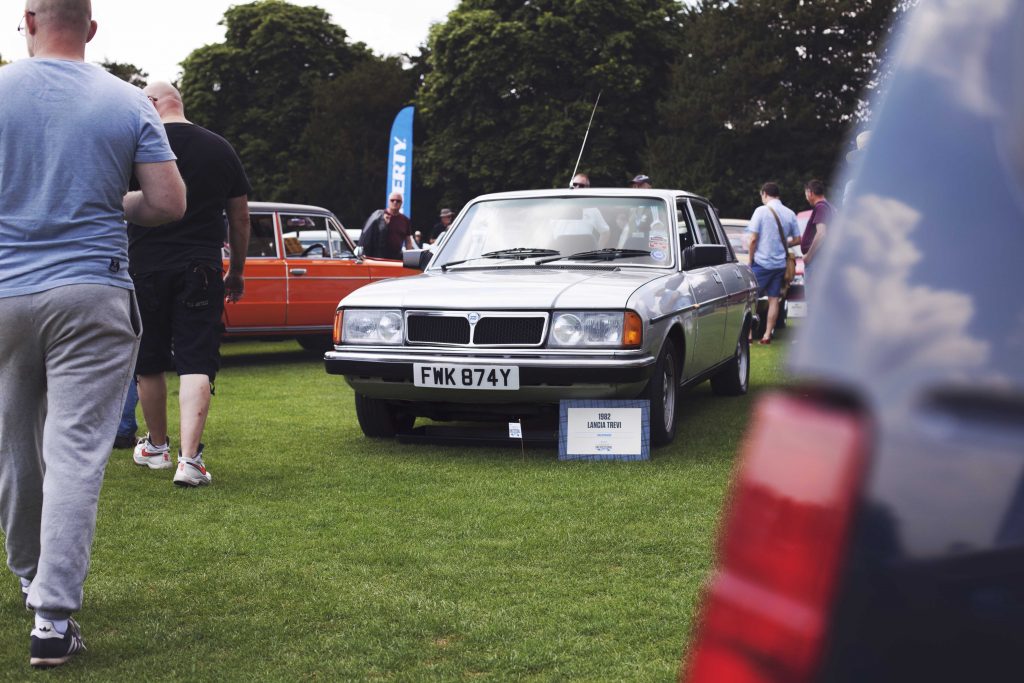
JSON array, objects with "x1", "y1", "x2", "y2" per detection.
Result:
[{"x1": 0, "y1": 284, "x2": 140, "y2": 619}]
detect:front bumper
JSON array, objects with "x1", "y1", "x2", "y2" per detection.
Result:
[{"x1": 325, "y1": 347, "x2": 656, "y2": 404}]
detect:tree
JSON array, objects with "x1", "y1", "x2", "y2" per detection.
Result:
[
  {"x1": 417, "y1": 0, "x2": 684, "y2": 209},
  {"x1": 99, "y1": 60, "x2": 148, "y2": 88},
  {"x1": 286, "y1": 57, "x2": 418, "y2": 229},
  {"x1": 178, "y1": 0, "x2": 369, "y2": 200},
  {"x1": 646, "y1": 0, "x2": 911, "y2": 216}
]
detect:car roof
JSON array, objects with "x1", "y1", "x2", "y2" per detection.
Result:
[
  {"x1": 467, "y1": 188, "x2": 709, "y2": 203},
  {"x1": 248, "y1": 201, "x2": 338, "y2": 216}
]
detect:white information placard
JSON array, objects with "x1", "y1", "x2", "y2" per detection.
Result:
[{"x1": 558, "y1": 400, "x2": 650, "y2": 461}]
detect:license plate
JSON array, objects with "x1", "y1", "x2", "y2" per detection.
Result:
[
  {"x1": 788, "y1": 301, "x2": 808, "y2": 317},
  {"x1": 414, "y1": 363, "x2": 520, "y2": 390}
]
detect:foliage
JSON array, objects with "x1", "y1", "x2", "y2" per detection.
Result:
[
  {"x1": 645, "y1": 0, "x2": 911, "y2": 216},
  {"x1": 416, "y1": 0, "x2": 684, "y2": 209},
  {"x1": 178, "y1": 1, "x2": 369, "y2": 201},
  {"x1": 99, "y1": 60, "x2": 149, "y2": 88},
  {"x1": 286, "y1": 57, "x2": 417, "y2": 230},
  {"x1": 0, "y1": 332, "x2": 796, "y2": 679}
]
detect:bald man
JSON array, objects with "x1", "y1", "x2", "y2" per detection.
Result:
[
  {"x1": 1, "y1": 0, "x2": 185, "y2": 667},
  {"x1": 128, "y1": 81, "x2": 250, "y2": 490}
]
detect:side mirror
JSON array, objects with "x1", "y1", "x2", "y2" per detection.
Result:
[
  {"x1": 354, "y1": 245, "x2": 364, "y2": 261},
  {"x1": 682, "y1": 244, "x2": 728, "y2": 270},
  {"x1": 403, "y1": 248, "x2": 432, "y2": 271}
]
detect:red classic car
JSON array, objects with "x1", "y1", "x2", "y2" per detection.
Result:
[{"x1": 222, "y1": 202, "x2": 419, "y2": 350}]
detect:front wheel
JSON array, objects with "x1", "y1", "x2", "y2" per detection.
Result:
[
  {"x1": 644, "y1": 341, "x2": 680, "y2": 447},
  {"x1": 711, "y1": 332, "x2": 750, "y2": 396},
  {"x1": 354, "y1": 394, "x2": 415, "y2": 438}
]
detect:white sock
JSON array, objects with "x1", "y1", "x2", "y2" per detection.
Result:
[
  {"x1": 35, "y1": 615, "x2": 68, "y2": 635},
  {"x1": 20, "y1": 577, "x2": 31, "y2": 590}
]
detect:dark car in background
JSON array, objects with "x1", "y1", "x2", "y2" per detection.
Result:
[{"x1": 684, "y1": 1, "x2": 1024, "y2": 681}]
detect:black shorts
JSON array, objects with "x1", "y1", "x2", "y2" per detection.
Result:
[{"x1": 133, "y1": 263, "x2": 224, "y2": 380}]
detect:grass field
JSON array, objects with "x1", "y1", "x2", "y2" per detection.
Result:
[{"x1": 0, "y1": 328, "x2": 795, "y2": 681}]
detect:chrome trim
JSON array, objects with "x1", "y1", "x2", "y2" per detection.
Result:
[{"x1": 326, "y1": 348, "x2": 651, "y2": 367}]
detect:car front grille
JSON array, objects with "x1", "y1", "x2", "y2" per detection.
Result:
[{"x1": 406, "y1": 311, "x2": 548, "y2": 347}]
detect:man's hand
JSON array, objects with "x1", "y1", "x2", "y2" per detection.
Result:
[{"x1": 224, "y1": 270, "x2": 244, "y2": 302}]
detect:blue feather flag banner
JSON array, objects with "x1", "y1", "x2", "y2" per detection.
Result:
[{"x1": 387, "y1": 106, "x2": 414, "y2": 220}]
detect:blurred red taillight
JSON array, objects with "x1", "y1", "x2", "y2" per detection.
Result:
[{"x1": 684, "y1": 392, "x2": 868, "y2": 683}]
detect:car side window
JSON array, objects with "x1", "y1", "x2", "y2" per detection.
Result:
[
  {"x1": 247, "y1": 214, "x2": 277, "y2": 258},
  {"x1": 689, "y1": 201, "x2": 721, "y2": 245},
  {"x1": 281, "y1": 214, "x2": 334, "y2": 259},
  {"x1": 676, "y1": 198, "x2": 695, "y2": 251}
]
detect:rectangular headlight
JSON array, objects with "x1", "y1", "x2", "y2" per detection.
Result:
[
  {"x1": 549, "y1": 311, "x2": 642, "y2": 348},
  {"x1": 341, "y1": 309, "x2": 404, "y2": 344}
]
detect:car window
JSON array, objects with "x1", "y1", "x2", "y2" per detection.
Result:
[
  {"x1": 677, "y1": 198, "x2": 696, "y2": 252},
  {"x1": 689, "y1": 201, "x2": 721, "y2": 245},
  {"x1": 280, "y1": 214, "x2": 345, "y2": 259},
  {"x1": 247, "y1": 213, "x2": 277, "y2": 258}
]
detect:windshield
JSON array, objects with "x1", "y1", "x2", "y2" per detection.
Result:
[{"x1": 432, "y1": 196, "x2": 675, "y2": 269}]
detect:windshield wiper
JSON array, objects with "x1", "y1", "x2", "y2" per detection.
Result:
[
  {"x1": 535, "y1": 248, "x2": 651, "y2": 264},
  {"x1": 440, "y1": 247, "x2": 561, "y2": 271}
]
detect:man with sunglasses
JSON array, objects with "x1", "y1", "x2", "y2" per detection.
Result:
[
  {"x1": 0, "y1": 0, "x2": 185, "y2": 667},
  {"x1": 360, "y1": 191, "x2": 415, "y2": 259}
]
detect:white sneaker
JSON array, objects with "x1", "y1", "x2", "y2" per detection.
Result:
[
  {"x1": 173, "y1": 445, "x2": 212, "y2": 487},
  {"x1": 133, "y1": 435, "x2": 173, "y2": 469}
]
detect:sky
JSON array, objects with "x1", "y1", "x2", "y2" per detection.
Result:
[{"x1": 2, "y1": 1, "x2": 460, "y2": 81}]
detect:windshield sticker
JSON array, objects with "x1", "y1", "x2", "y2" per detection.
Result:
[
  {"x1": 649, "y1": 236, "x2": 669, "y2": 252},
  {"x1": 650, "y1": 249, "x2": 666, "y2": 262}
]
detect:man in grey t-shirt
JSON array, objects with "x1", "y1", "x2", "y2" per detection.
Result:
[{"x1": 0, "y1": 0, "x2": 185, "y2": 668}]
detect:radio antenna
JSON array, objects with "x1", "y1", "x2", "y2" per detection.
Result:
[{"x1": 568, "y1": 90, "x2": 602, "y2": 187}]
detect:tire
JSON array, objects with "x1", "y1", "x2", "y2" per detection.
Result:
[
  {"x1": 354, "y1": 393, "x2": 415, "y2": 438},
  {"x1": 297, "y1": 334, "x2": 333, "y2": 354},
  {"x1": 645, "y1": 341, "x2": 680, "y2": 447},
  {"x1": 711, "y1": 331, "x2": 750, "y2": 396}
]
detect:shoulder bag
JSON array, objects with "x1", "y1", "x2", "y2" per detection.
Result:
[{"x1": 767, "y1": 206, "x2": 796, "y2": 292}]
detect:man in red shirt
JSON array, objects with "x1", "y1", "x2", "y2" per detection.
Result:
[
  {"x1": 801, "y1": 179, "x2": 834, "y2": 280},
  {"x1": 361, "y1": 192, "x2": 414, "y2": 259}
]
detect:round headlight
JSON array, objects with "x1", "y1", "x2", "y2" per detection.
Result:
[
  {"x1": 378, "y1": 312, "x2": 403, "y2": 343},
  {"x1": 552, "y1": 314, "x2": 583, "y2": 346}
]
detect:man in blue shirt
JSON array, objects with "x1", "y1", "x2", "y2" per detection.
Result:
[
  {"x1": 745, "y1": 182, "x2": 801, "y2": 344},
  {"x1": 0, "y1": 0, "x2": 185, "y2": 667}
]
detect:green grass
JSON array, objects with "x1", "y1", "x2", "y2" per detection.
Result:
[{"x1": 1, "y1": 328, "x2": 795, "y2": 681}]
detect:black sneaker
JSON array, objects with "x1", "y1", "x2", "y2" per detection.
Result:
[
  {"x1": 112, "y1": 432, "x2": 137, "y2": 449},
  {"x1": 29, "y1": 618, "x2": 85, "y2": 668}
]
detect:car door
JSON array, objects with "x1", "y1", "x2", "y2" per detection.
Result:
[
  {"x1": 698, "y1": 203, "x2": 749, "y2": 352},
  {"x1": 682, "y1": 198, "x2": 730, "y2": 370},
  {"x1": 281, "y1": 212, "x2": 372, "y2": 330},
  {"x1": 222, "y1": 211, "x2": 286, "y2": 330}
]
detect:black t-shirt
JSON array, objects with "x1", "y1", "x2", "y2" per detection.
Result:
[{"x1": 128, "y1": 122, "x2": 250, "y2": 274}]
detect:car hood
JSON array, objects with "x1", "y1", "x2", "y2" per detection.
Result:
[{"x1": 339, "y1": 267, "x2": 666, "y2": 310}]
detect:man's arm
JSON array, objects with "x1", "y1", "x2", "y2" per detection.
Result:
[
  {"x1": 224, "y1": 195, "x2": 250, "y2": 302},
  {"x1": 803, "y1": 222, "x2": 827, "y2": 264},
  {"x1": 124, "y1": 160, "x2": 186, "y2": 226}
]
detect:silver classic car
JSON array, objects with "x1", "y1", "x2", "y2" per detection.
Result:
[{"x1": 325, "y1": 189, "x2": 759, "y2": 446}]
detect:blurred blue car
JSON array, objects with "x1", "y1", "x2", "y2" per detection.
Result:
[{"x1": 684, "y1": 1, "x2": 1024, "y2": 681}]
